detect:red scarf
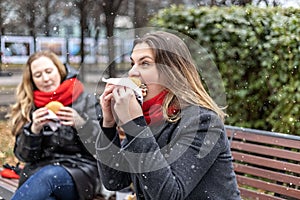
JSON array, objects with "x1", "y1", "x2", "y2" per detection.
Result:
[
  {"x1": 34, "y1": 78, "x2": 84, "y2": 107},
  {"x1": 142, "y1": 90, "x2": 167, "y2": 125},
  {"x1": 142, "y1": 90, "x2": 182, "y2": 125}
]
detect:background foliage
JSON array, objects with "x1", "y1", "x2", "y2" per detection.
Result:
[{"x1": 150, "y1": 5, "x2": 300, "y2": 135}]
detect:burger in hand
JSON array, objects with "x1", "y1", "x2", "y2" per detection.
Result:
[{"x1": 45, "y1": 101, "x2": 64, "y2": 114}]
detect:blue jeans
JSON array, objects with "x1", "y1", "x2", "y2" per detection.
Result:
[{"x1": 11, "y1": 165, "x2": 78, "y2": 200}]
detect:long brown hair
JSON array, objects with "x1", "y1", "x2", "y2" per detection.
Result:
[
  {"x1": 133, "y1": 31, "x2": 227, "y2": 122},
  {"x1": 8, "y1": 51, "x2": 67, "y2": 136}
]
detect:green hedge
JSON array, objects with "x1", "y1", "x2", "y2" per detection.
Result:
[{"x1": 150, "y1": 5, "x2": 300, "y2": 135}]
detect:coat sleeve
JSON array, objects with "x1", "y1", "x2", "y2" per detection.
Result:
[
  {"x1": 96, "y1": 106, "x2": 229, "y2": 199},
  {"x1": 75, "y1": 93, "x2": 102, "y2": 156},
  {"x1": 95, "y1": 116, "x2": 134, "y2": 191},
  {"x1": 14, "y1": 122, "x2": 44, "y2": 162}
]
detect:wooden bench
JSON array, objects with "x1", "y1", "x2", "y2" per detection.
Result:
[
  {"x1": 0, "y1": 174, "x2": 18, "y2": 199},
  {"x1": 1, "y1": 125, "x2": 299, "y2": 199},
  {"x1": 225, "y1": 125, "x2": 300, "y2": 200}
]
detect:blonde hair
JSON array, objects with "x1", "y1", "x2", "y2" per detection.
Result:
[
  {"x1": 7, "y1": 51, "x2": 67, "y2": 136},
  {"x1": 133, "y1": 31, "x2": 227, "y2": 122}
]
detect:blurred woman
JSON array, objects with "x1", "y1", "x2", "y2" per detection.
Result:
[{"x1": 8, "y1": 51, "x2": 101, "y2": 200}]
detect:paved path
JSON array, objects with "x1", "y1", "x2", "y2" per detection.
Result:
[
  {"x1": 0, "y1": 72, "x2": 21, "y2": 86},
  {"x1": 0, "y1": 72, "x2": 20, "y2": 105}
]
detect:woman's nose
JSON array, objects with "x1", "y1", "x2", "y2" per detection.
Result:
[
  {"x1": 128, "y1": 65, "x2": 140, "y2": 77},
  {"x1": 42, "y1": 73, "x2": 50, "y2": 81}
]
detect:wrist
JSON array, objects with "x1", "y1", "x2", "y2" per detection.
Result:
[
  {"x1": 74, "y1": 115, "x2": 87, "y2": 129},
  {"x1": 102, "y1": 120, "x2": 115, "y2": 128},
  {"x1": 30, "y1": 124, "x2": 42, "y2": 134}
]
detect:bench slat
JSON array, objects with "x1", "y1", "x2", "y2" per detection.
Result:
[
  {"x1": 0, "y1": 175, "x2": 18, "y2": 190},
  {"x1": 0, "y1": 175, "x2": 18, "y2": 199},
  {"x1": 231, "y1": 140, "x2": 300, "y2": 162},
  {"x1": 226, "y1": 126, "x2": 300, "y2": 199},
  {"x1": 233, "y1": 163, "x2": 300, "y2": 186},
  {"x1": 237, "y1": 175, "x2": 300, "y2": 199},
  {"x1": 0, "y1": 177, "x2": 18, "y2": 188},
  {"x1": 239, "y1": 187, "x2": 284, "y2": 200},
  {"x1": 0, "y1": 180, "x2": 16, "y2": 192},
  {"x1": 227, "y1": 129, "x2": 300, "y2": 149},
  {"x1": 232, "y1": 151, "x2": 300, "y2": 174}
]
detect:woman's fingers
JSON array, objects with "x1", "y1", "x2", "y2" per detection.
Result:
[
  {"x1": 100, "y1": 84, "x2": 115, "y2": 107},
  {"x1": 112, "y1": 86, "x2": 134, "y2": 102},
  {"x1": 31, "y1": 108, "x2": 49, "y2": 133},
  {"x1": 112, "y1": 86, "x2": 142, "y2": 125},
  {"x1": 99, "y1": 86, "x2": 117, "y2": 127},
  {"x1": 56, "y1": 107, "x2": 76, "y2": 126},
  {"x1": 32, "y1": 108, "x2": 48, "y2": 123}
]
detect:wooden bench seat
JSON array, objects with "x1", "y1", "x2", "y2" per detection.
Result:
[
  {"x1": 1, "y1": 125, "x2": 299, "y2": 199},
  {"x1": 225, "y1": 125, "x2": 300, "y2": 200},
  {"x1": 0, "y1": 174, "x2": 18, "y2": 199}
]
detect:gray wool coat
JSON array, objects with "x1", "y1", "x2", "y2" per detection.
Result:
[{"x1": 96, "y1": 105, "x2": 241, "y2": 200}]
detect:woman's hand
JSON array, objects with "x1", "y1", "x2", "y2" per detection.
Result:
[
  {"x1": 99, "y1": 84, "x2": 117, "y2": 127},
  {"x1": 56, "y1": 107, "x2": 85, "y2": 128},
  {"x1": 112, "y1": 86, "x2": 143, "y2": 125},
  {"x1": 31, "y1": 107, "x2": 50, "y2": 134}
]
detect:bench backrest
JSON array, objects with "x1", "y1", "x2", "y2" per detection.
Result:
[{"x1": 225, "y1": 125, "x2": 300, "y2": 199}]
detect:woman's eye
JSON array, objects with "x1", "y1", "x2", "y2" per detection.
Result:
[
  {"x1": 33, "y1": 73, "x2": 41, "y2": 78},
  {"x1": 141, "y1": 61, "x2": 150, "y2": 66},
  {"x1": 46, "y1": 69, "x2": 52, "y2": 74}
]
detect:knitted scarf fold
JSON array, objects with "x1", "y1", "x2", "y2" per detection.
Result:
[
  {"x1": 142, "y1": 90, "x2": 168, "y2": 125},
  {"x1": 34, "y1": 78, "x2": 84, "y2": 107}
]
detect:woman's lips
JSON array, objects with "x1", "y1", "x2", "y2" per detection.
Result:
[{"x1": 43, "y1": 85, "x2": 53, "y2": 91}]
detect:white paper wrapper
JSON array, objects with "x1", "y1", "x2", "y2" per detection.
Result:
[
  {"x1": 45, "y1": 110, "x2": 61, "y2": 131},
  {"x1": 102, "y1": 77, "x2": 143, "y2": 104}
]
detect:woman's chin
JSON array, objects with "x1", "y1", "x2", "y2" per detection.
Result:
[{"x1": 41, "y1": 86, "x2": 56, "y2": 92}]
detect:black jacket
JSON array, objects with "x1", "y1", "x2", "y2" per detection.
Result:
[
  {"x1": 96, "y1": 106, "x2": 241, "y2": 200},
  {"x1": 14, "y1": 66, "x2": 101, "y2": 200}
]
